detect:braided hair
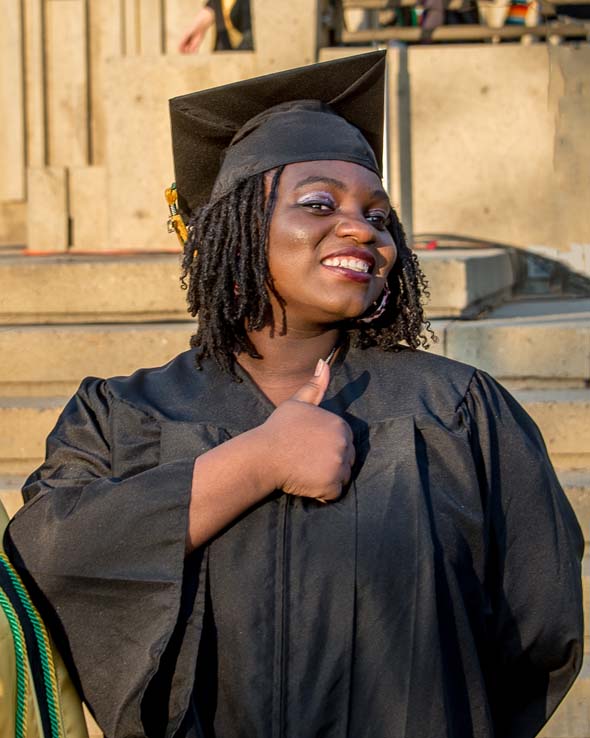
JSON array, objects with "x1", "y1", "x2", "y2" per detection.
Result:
[{"x1": 180, "y1": 166, "x2": 433, "y2": 378}]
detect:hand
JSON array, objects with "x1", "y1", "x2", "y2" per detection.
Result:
[
  {"x1": 258, "y1": 360, "x2": 355, "y2": 503},
  {"x1": 178, "y1": 7, "x2": 215, "y2": 54}
]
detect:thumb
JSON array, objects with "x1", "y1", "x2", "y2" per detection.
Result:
[{"x1": 290, "y1": 358, "x2": 331, "y2": 406}]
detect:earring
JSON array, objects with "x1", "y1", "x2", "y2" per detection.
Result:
[{"x1": 359, "y1": 282, "x2": 391, "y2": 323}]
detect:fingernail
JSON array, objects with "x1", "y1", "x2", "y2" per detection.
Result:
[{"x1": 314, "y1": 358, "x2": 324, "y2": 377}]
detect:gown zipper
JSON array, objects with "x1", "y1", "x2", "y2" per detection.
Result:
[{"x1": 273, "y1": 493, "x2": 290, "y2": 738}]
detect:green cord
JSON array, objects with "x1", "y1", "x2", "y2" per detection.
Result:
[
  {"x1": 0, "y1": 587, "x2": 28, "y2": 738},
  {"x1": 0, "y1": 554, "x2": 63, "y2": 738}
]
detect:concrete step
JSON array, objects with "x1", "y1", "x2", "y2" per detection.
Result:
[
  {"x1": 540, "y1": 660, "x2": 590, "y2": 738},
  {"x1": 0, "y1": 310, "x2": 587, "y2": 395},
  {"x1": 1, "y1": 388, "x2": 589, "y2": 474},
  {"x1": 489, "y1": 298, "x2": 590, "y2": 319},
  {"x1": 418, "y1": 248, "x2": 515, "y2": 318},
  {"x1": 512, "y1": 389, "x2": 590, "y2": 470},
  {"x1": 561, "y1": 471, "x2": 590, "y2": 536},
  {"x1": 0, "y1": 252, "x2": 189, "y2": 324},
  {"x1": 431, "y1": 310, "x2": 590, "y2": 389},
  {"x1": 0, "y1": 397, "x2": 67, "y2": 475},
  {"x1": 0, "y1": 249, "x2": 514, "y2": 324},
  {"x1": 0, "y1": 322, "x2": 194, "y2": 396},
  {"x1": 0, "y1": 476, "x2": 24, "y2": 518}
]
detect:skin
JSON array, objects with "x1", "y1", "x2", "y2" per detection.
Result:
[
  {"x1": 178, "y1": 6, "x2": 215, "y2": 53},
  {"x1": 186, "y1": 161, "x2": 397, "y2": 552}
]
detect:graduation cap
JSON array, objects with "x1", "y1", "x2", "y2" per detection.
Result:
[{"x1": 169, "y1": 50, "x2": 386, "y2": 219}]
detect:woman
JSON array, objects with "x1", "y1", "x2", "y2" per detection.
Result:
[
  {"x1": 4, "y1": 52, "x2": 584, "y2": 738},
  {"x1": 178, "y1": 0, "x2": 253, "y2": 53}
]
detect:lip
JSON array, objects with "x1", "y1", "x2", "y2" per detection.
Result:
[{"x1": 320, "y1": 247, "x2": 375, "y2": 283}]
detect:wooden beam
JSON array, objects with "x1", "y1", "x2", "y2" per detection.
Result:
[
  {"x1": 252, "y1": 0, "x2": 318, "y2": 67},
  {"x1": 0, "y1": 202, "x2": 27, "y2": 247},
  {"x1": 70, "y1": 166, "x2": 108, "y2": 250},
  {"x1": 139, "y1": 0, "x2": 164, "y2": 54},
  {"x1": 27, "y1": 167, "x2": 68, "y2": 251},
  {"x1": 88, "y1": 0, "x2": 123, "y2": 165},
  {"x1": 0, "y1": 0, "x2": 26, "y2": 201},
  {"x1": 123, "y1": 0, "x2": 140, "y2": 55},
  {"x1": 341, "y1": 21, "x2": 590, "y2": 42},
  {"x1": 342, "y1": 0, "x2": 390, "y2": 7},
  {"x1": 45, "y1": 0, "x2": 89, "y2": 167},
  {"x1": 23, "y1": 0, "x2": 46, "y2": 169}
]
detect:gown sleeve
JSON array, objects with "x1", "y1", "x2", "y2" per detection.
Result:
[
  {"x1": 3, "y1": 378, "x2": 207, "y2": 738},
  {"x1": 462, "y1": 370, "x2": 585, "y2": 738}
]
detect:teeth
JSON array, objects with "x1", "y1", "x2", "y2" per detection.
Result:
[{"x1": 322, "y1": 257, "x2": 370, "y2": 273}]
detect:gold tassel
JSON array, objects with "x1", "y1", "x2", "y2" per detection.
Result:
[{"x1": 165, "y1": 183, "x2": 189, "y2": 249}]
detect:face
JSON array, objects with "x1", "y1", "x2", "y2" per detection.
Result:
[{"x1": 266, "y1": 160, "x2": 397, "y2": 330}]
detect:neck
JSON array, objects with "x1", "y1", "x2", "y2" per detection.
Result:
[{"x1": 237, "y1": 325, "x2": 341, "y2": 402}]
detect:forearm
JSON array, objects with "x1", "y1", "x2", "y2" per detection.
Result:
[
  {"x1": 178, "y1": 5, "x2": 215, "y2": 53},
  {"x1": 186, "y1": 362, "x2": 351, "y2": 551},
  {"x1": 186, "y1": 428, "x2": 274, "y2": 552},
  {"x1": 191, "y1": 5, "x2": 215, "y2": 32}
]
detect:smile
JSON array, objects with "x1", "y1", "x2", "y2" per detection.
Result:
[{"x1": 321, "y1": 257, "x2": 371, "y2": 273}]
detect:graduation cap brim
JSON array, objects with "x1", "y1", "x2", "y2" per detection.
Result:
[{"x1": 169, "y1": 50, "x2": 386, "y2": 216}]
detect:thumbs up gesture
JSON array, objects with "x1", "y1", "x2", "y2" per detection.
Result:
[{"x1": 260, "y1": 359, "x2": 355, "y2": 503}]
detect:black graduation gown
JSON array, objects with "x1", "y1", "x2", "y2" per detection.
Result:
[{"x1": 4, "y1": 345, "x2": 584, "y2": 738}]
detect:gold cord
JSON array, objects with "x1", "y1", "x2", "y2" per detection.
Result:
[{"x1": 165, "y1": 184, "x2": 189, "y2": 249}]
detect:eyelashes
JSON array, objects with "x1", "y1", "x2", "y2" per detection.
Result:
[
  {"x1": 297, "y1": 193, "x2": 336, "y2": 209},
  {"x1": 368, "y1": 212, "x2": 392, "y2": 229}
]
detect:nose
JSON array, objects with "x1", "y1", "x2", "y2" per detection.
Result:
[{"x1": 334, "y1": 214, "x2": 376, "y2": 244}]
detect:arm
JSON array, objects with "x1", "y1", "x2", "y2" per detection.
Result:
[
  {"x1": 5, "y1": 362, "x2": 353, "y2": 736},
  {"x1": 186, "y1": 359, "x2": 354, "y2": 550},
  {"x1": 464, "y1": 371, "x2": 584, "y2": 737},
  {"x1": 178, "y1": 5, "x2": 215, "y2": 53},
  {"x1": 5, "y1": 379, "x2": 201, "y2": 738}
]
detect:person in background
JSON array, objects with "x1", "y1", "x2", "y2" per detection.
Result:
[{"x1": 179, "y1": 0, "x2": 253, "y2": 53}]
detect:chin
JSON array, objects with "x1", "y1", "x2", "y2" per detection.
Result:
[
  {"x1": 335, "y1": 289, "x2": 381, "y2": 319},
  {"x1": 317, "y1": 301, "x2": 370, "y2": 324},
  {"x1": 284, "y1": 292, "x2": 373, "y2": 326}
]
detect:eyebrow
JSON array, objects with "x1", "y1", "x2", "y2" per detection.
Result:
[
  {"x1": 294, "y1": 176, "x2": 347, "y2": 191},
  {"x1": 371, "y1": 189, "x2": 390, "y2": 203},
  {"x1": 294, "y1": 176, "x2": 391, "y2": 204}
]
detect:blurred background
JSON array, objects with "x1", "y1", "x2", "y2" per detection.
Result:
[{"x1": 0, "y1": 1, "x2": 589, "y2": 735}]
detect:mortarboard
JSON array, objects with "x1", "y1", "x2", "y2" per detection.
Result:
[{"x1": 169, "y1": 50, "x2": 386, "y2": 218}]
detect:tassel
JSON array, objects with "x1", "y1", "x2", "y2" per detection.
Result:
[{"x1": 165, "y1": 183, "x2": 189, "y2": 249}]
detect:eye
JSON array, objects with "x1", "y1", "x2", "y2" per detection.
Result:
[
  {"x1": 366, "y1": 211, "x2": 390, "y2": 230},
  {"x1": 297, "y1": 193, "x2": 336, "y2": 213},
  {"x1": 304, "y1": 201, "x2": 333, "y2": 212}
]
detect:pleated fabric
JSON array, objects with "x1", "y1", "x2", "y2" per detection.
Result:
[{"x1": 4, "y1": 345, "x2": 584, "y2": 738}]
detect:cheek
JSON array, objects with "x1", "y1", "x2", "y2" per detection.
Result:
[
  {"x1": 377, "y1": 242, "x2": 398, "y2": 276},
  {"x1": 267, "y1": 220, "x2": 319, "y2": 276}
]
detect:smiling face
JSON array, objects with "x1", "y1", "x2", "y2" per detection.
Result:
[{"x1": 266, "y1": 160, "x2": 397, "y2": 331}]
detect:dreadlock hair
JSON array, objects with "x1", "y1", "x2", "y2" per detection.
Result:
[{"x1": 180, "y1": 166, "x2": 434, "y2": 379}]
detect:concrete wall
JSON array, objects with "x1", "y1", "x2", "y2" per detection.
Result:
[
  {"x1": 321, "y1": 44, "x2": 590, "y2": 273},
  {"x1": 0, "y1": 2, "x2": 589, "y2": 266},
  {"x1": 0, "y1": 0, "x2": 317, "y2": 252},
  {"x1": 409, "y1": 43, "x2": 590, "y2": 272}
]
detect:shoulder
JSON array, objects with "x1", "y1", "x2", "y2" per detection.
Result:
[
  {"x1": 343, "y1": 346, "x2": 478, "y2": 419},
  {"x1": 70, "y1": 351, "x2": 261, "y2": 429},
  {"x1": 366, "y1": 345, "x2": 475, "y2": 379},
  {"x1": 75, "y1": 350, "x2": 206, "y2": 421}
]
